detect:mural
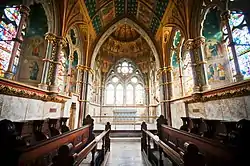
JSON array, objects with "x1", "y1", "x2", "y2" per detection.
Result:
[
  {"x1": 203, "y1": 8, "x2": 231, "y2": 88},
  {"x1": 137, "y1": 3, "x2": 152, "y2": 26},
  {"x1": 101, "y1": 2, "x2": 115, "y2": 26},
  {"x1": 18, "y1": 36, "x2": 45, "y2": 84},
  {"x1": 182, "y1": 52, "x2": 193, "y2": 96},
  {"x1": 70, "y1": 51, "x2": 78, "y2": 93},
  {"x1": 57, "y1": 48, "x2": 69, "y2": 93},
  {"x1": 29, "y1": 61, "x2": 39, "y2": 80}
]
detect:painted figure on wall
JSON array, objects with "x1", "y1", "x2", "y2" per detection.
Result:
[
  {"x1": 207, "y1": 63, "x2": 226, "y2": 81},
  {"x1": 102, "y1": 2, "x2": 115, "y2": 26},
  {"x1": 31, "y1": 38, "x2": 43, "y2": 57},
  {"x1": 29, "y1": 61, "x2": 39, "y2": 80}
]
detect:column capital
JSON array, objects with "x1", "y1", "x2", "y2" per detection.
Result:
[
  {"x1": 45, "y1": 32, "x2": 57, "y2": 43},
  {"x1": 77, "y1": 65, "x2": 94, "y2": 74},
  {"x1": 56, "y1": 36, "x2": 67, "y2": 47},
  {"x1": 19, "y1": 5, "x2": 30, "y2": 16},
  {"x1": 184, "y1": 36, "x2": 205, "y2": 50},
  {"x1": 220, "y1": 10, "x2": 231, "y2": 21}
]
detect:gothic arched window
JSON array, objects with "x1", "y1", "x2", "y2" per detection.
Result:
[
  {"x1": 0, "y1": 6, "x2": 23, "y2": 77},
  {"x1": 171, "y1": 30, "x2": 194, "y2": 98},
  {"x1": 223, "y1": 11, "x2": 250, "y2": 80},
  {"x1": 105, "y1": 59, "x2": 145, "y2": 105}
]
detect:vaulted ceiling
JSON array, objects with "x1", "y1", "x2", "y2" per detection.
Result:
[{"x1": 84, "y1": 0, "x2": 169, "y2": 36}]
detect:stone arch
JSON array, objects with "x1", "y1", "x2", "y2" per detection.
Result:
[{"x1": 90, "y1": 18, "x2": 161, "y2": 69}]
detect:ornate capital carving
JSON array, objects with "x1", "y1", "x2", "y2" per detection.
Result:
[
  {"x1": 193, "y1": 36, "x2": 205, "y2": 48},
  {"x1": 221, "y1": 10, "x2": 231, "y2": 22},
  {"x1": 184, "y1": 36, "x2": 205, "y2": 50},
  {"x1": 56, "y1": 36, "x2": 67, "y2": 48},
  {"x1": 45, "y1": 32, "x2": 56, "y2": 43},
  {"x1": 184, "y1": 39, "x2": 194, "y2": 50},
  {"x1": 19, "y1": 5, "x2": 30, "y2": 16},
  {"x1": 77, "y1": 65, "x2": 94, "y2": 74}
]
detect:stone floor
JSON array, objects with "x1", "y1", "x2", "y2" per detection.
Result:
[{"x1": 106, "y1": 138, "x2": 147, "y2": 166}]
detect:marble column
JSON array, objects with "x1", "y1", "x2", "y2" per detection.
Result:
[
  {"x1": 221, "y1": 10, "x2": 244, "y2": 81},
  {"x1": 4, "y1": 5, "x2": 30, "y2": 79},
  {"x1": 159, "y1": 67, "x2": 172, "y2": 126},
  {"x1": 38, "y1": 32, "x2": 56, "y2": 90},
  {"x1": 49, "y1": 36, "x2": 67, "y2": 92},
  {"x1": 78, "y1": 66, "x2": 92, "y2": 127},
  {"x1": 65, "y1": 54, "x2": 74, "y2": 94},
  {"x1": 185, "y1": 37, "x2": 210, "y2": 92}
]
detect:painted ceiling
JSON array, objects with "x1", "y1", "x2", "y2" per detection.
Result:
[{"x1": 84, "y1": 0, "x2": 169, "y2": 36}]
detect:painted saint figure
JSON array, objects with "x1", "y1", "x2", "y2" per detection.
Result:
[{"x1": 29, "y1": 61, "x2": 39, "y2": 80}]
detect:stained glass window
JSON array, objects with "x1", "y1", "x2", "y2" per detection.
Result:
[
  {"x1": 116, "y1": 84, "x2": 124, "y2": 105},
  {"x1": 171, "y1": 30, "x2": 194, "y2": 97},
  {"x1": 126, "y1": 84, "x2": 134, "y2": 104},
  {"x1": 105, "y1": 59, "x2": 145, "y2": 105},
  {"x1": 172, "y1": 51, "x2": 182, "y2": 98},
  {"x1": 135, "y1": 84, "x2": 144, "y2": 104},
  {"x1": 70, "y1": 51, "x2": 78, "y2": 93},
  {"x1": 224, "y1": 11, "x2": 250, "y2": 80},
  {"x1": 0, "y1": 6, "x2": 22, "y2": 77},
  {"x1": 106, "y1": 84, "x2": 114, "y2": 104}
]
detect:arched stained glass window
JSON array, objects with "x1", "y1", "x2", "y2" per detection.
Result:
[
  {"x1": 116, "y1": 84, "x2": 123, "y2": 105},
  {"x1": 224, "y1": 11, "x2": 250, "y2": 80},
  {"x1": 172, "y1": 51, "x2": 182, "y2": 98},
  {"x1": 70, "y1": 50, "x2": 78, "y2": 93},
  {"x1": 182, "y1": 52, "x2": 193, "y2": 95},
  {"x1": 105, "y1": 59, "x2": 145, "y2": 105},
  {"x1": 106, "y1": 84, "x2": 114, "y2": 104},
  {"x1": 0, "y1": 6, "x2": 22, "y2": 77},
  {"x1": 171, "y1": 29, "x2": 194, "y2": 98},
  {"x1": 135, "y1": 84, "x2": 144, "y2": 104},
  {"x1": 126, "y1": 84, "x2": 134, "y2": 104}
]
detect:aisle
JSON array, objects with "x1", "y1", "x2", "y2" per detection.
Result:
[{"x1": 105, "y1": 138, "x2": 147, "y2": 166}]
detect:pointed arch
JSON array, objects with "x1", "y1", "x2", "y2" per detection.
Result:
[{"x1": 90, "y1": 18, "x2": 161, "y2": 69}]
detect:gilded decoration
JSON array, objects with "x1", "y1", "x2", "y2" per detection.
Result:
[
  {"x1": 77, "y1": 65, "x2": 94, "y2": 74},
  {"x1": 185, "y1": 81, "x2": 250, "y2": 104},
  {"x1": 0, "y1": 81, "x2": 67, "y2": 103}
]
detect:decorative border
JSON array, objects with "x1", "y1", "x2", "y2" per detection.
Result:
[
  {"x1": 184, "y1": 80, "x2": 250, "y2": 104},
  {"x1": 0, "y1": 78, "x2": 68, "y2": 103}
]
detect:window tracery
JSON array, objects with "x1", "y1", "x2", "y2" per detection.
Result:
[
  {"x1": 105, "y1": 59, "x2": 145, "y2": 105},
  {"x1": 0, "y1": 6, "x2": 22, "y2": 77},
  {"x1": 171, "y1": 30, "x2": 194, "y2": 98},
  {"x1": 223, "y1": 11, "x2": 250, "y2": 80}
]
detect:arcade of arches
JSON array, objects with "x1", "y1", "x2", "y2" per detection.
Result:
[{"x1": 0, "y1": 0, "x2": 250, "y2": 130}]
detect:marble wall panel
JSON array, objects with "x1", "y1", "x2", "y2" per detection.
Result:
[
  {"x1": 221, "y1": 97, "x2": 247, "y2": 121},
  {"x1": 171, "y1": 101, "x2": 186, "y2": 129},
  {"x1": 1, "y1": 95, "x2": 27, "y2": 121},
  {"x1": 244, "y1": 96, "x2": 250, "y2": 119},
  {"x1": 25, "y1": 99, "x2": 44, "y2": 120},
  {"x1": 188, "y1": 102, "x2": 206, "y2": 118},
  {"x1": 43, "y1": 102, "x2": 62, "y2": 119},
  {"x1": 186, "y1": 96, "x2": 250, "y2": 121}
]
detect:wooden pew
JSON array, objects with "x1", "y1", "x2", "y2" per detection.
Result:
[{"x1": 158, "y1": 116, "x2": 250, "y2": 166}]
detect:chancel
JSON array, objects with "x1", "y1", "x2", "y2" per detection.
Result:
[{"x1": 0, "y1": 0, "x2": 250, "y2": 166}]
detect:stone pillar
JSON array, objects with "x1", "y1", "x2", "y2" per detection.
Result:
[
  {"x1": 4, "y1": 5, "x2": 30, "y2": 79},
  {"x1": 38, "y1": 33, "x2": 56, "y2": 90},
  {"x1": 221, "y1": 10, "x2": 244, "y2": 81},
  {"x1": 78, "y1": 66, "x2": 92, "y2": 127},
  {"x1": 65, "y1": 54, "x2": 74, "y2": 94},
  {"x1": 49, "y1": 36, "x2": 67, "y2": 92},
  {"x1": 145, "y1": 86, "x2": 150, "y2": 122},
  {"x1": 184, "y1": 37, "x2": 210, "y2": 92},
  {"x1": 159, "y1": 67, "x2": 172, "y2": 126}
]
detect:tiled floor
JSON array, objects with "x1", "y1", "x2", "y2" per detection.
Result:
[{"x1": 106, "y1": 138, "x2": 147, "y2": 166}]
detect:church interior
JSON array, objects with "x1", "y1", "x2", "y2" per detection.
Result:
[{"x1": 0, "y1": 0, "x2": 250, "y2": 165}]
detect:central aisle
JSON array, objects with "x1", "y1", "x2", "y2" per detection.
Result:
[{"x1": 106, "y1": 138, "x2": 147, "y2": 166}]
